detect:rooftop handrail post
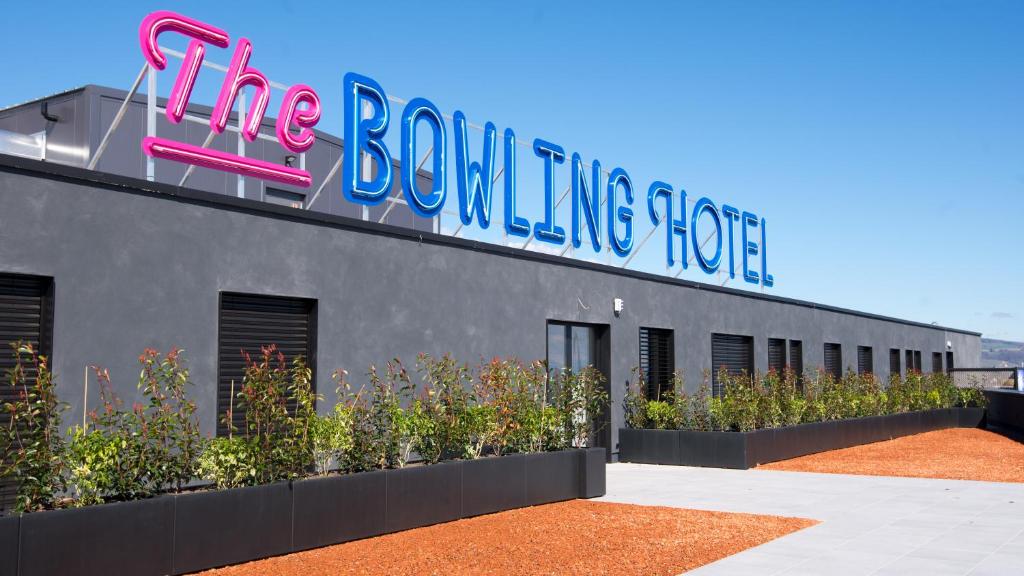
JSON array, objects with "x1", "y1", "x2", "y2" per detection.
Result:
[{"x1": 88, "y1": 63, "x2": 149, "y2": 171}]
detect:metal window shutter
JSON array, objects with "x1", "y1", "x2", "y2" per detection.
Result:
[
  {"x1": 217, "y1": 293, "x2": 316, "y2": 437},
  {"x1": 639, "y1": 328, "x2": 674, "y2": 400},
  {"x1": 711, "y1": 333, "x2": 753, "y2": 396},
  {"x1": 767, "y1": 338, "x2": 786, "y2": 374},
  {"x1": 945, "y1": 351, "x2": 954, "y2": 372},
  {"x1": 0, "y1": 274, "x2": 53, "y2": 515},
  {"x1": 914, "y1": 351, "x2": 922, "y2": 372},
  {"x1": 857, "y1": 346, "x2": 873, "y2": 375},
  {"x1": 789, "y1": 340, "x2": 803, "y2": 378},
  {"x1": 932, "y1": 352, "x2": 943, "y2": 373},
  {"x1": 890, "y1": 349, "x2": 901, "y2": 377},
  {"x1": 824, "y1": 343, "x2": 842, "y2": 380}
]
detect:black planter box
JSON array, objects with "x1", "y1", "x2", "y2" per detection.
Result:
[
  {"x1": 292, "y1": 470, "x2": 387, "y2": 551},
  {"x1": 18, "y1": 496, "x2": 174, "y2": 576},
  {"x1": 580, "y1": 447, "x2": 606, "y2": 499},
  {"x1": 385, "y1": 461, "x2": 463, "y2": 532},
  {"x1": 173, "y1": 481, "x2": 293, "y2": 574},
  {"x1": 0, "y1": 514, "x2": 19, "y2": 576},
  {"x1": 525, "y1": 450, "x2": 580, "y2": 506},
  {"x1": 984, "y1": 390, "x2": 1023, "y2": 432},
  {"x1": 462, "y1": 454, "x2": 527, "y2": 518},
  {"x1": 1, "y1": 449, "x2": 605, "y2": 576},
  {"x1": 619, "y1": 407, "x2": 987, "y2": 469}
]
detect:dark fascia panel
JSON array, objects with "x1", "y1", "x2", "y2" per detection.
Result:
[{"x1": 0, "y1": 152, "x2": 982, "y2": 337}]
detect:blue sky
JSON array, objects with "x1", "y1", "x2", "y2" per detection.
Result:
[{"x1": 2, "y1": 1, "x2": 1021, "y2": 339}]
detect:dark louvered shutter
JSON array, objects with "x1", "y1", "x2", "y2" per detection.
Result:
[
  {"x1": 711, "y1": 334, "x2": 753, "y2": 396},
  {"x1": 824, "y1": 343, "x2": 842, "y2": 380},
  {"x1": 914, "y1": 351, "x2": 922, "y2": 372},
  {"x1": 932, "y1": 352, "x2": 943, "y2": 374},
  {"x1": 639, "y1": 327, "x2": 674, "y2": 400},
  {"x1": 217, "y1": 293, "x2": 317, "y2": 437},
  {"x1": 0, "y1": 274, "x2": 54, "y2": 514},
  {"x1": 857, "y1": 346, "x2": 873, "y2": 375},
  {"x1": 890, "y1": 349, "x2": 901, "y2": 378},
  {"x1": 905, "y1": 350, "x2": 914, "y2": 373},
  {"x1": 767, "y1": 338, "x2": 786, "y2": 374},
  {"x1": 945, "y1": 351, "x2": 954, "y2": 372},
  {"x1": 789, "y1": 340, "x2": 803, "y2": 380}
]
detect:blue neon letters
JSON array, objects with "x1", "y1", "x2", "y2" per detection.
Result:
[
  {"x1": 342, "y1": 71, "x2": 774, "y2": 286},
  {"x1": 343, "y1": 73, "x2": 392, "y2": 204},
  {"x1": 571, "y1": 153, "x2": 602, "y2": 252},
  {"x1": 454, "y1": 112, "x2": 496, "y2": 228},
  {"x1": 400, "y1": 97, "x2": 446, "y2": 216}
]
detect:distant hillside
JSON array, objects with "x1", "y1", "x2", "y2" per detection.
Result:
[{"x1": 981, "y1": 338, "x2": 1024, "y2": 368}]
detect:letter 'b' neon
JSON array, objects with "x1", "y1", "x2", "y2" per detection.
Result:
[{"x1": 343, "y1": 72, "x2": 393, "y2": 205}]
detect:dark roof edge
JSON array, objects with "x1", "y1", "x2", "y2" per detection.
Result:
[{"x1": 0, "y1": 153, "x2": 983, "y2": 337}]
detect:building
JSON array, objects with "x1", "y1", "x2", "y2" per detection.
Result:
[{"x1": 0, "y1": 86, "x2": 981, "y2": 484}]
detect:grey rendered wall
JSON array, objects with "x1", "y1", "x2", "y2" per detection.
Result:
[{"x1": 0, "y1": 161, "x2": 981, "y2": 456}]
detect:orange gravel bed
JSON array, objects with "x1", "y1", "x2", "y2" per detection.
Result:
[
  {"x1": 194, "y1": 500, "x2": 816, "y2": 576},
  {"x1": 762, "y1": 428, "x2": 1024, "y2": 482}
]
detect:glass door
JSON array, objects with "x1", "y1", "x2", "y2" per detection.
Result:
[{"x1": 546, "y1": 321, "x2": 611, "y2": 460}]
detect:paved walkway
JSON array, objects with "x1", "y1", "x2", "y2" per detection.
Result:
[{"x1": 600, "y1": 463, "x2": 1024, "y2": 575}]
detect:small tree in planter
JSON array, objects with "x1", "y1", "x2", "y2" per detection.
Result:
[{"x1": 231, "y1": 345, "x2": 318, "y2": 482}]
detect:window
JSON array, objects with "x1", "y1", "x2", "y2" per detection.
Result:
[
  {"x1": 789, "y1": 340, "x2": 804, "y2": 381},
  {"x1": 768, "y1": 338, "x2": 786, "y2": 374},
  {"x1": 264, "y1": 187, "x2": 305, "y2": 209},
  {"x1": 217, "y1": 293, "x2": 317, "y2": 437},
  {"x1": 905, "y1": 350, "x2": 914, "y2": 373},
  {"x1": 946, "y1": 351, "x2": 954, "y2": 372},
  {"x1": 639, "y1": 327, "x2": 674, "y2": 400},
  {"x1": 914, "y1": 350, "x2": 922, "y2": 372},
  {"x1": 824, "y1": 343, "x2": 842, "y2": 380},
  {"x1": 547, "y1": 321, "x2": 611, "y2": 459},
  {"x1": 0, "y1": 273, "x2": 54, "y2": 514},
  {"x1": 932, "y1": 352, "x2": 943, "y2": 374},
  {"x1": 711, "y1": 333, "x2": 753, "y2": 396},
  {"x1": 857, "y1": 346, "x2": 873, "y2": 375},
  {"x1": 889, "y1": 349, "x2": 901, "y2": 378}
]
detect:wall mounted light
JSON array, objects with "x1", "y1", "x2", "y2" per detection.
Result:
[
  {"x1": 284, "y1": 155, "x2": 296, "y2": 167},
  {"x1": 613, "y1": 298, "x2": 624, "y2": 317}
]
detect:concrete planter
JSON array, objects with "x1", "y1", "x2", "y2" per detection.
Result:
[
  {"x1": 619, "y1": 407, "x2": 986, "y2": 469},
  {"x1": 2, "y1": 448, "x2": 605, "y2": 576}
]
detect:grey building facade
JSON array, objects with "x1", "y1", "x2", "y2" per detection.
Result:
[{"x1": 0, "y1": 87, "x2": 981, "y2": 464}]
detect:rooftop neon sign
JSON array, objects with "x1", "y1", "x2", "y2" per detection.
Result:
[{"x1": 138, "y1": 10, "x2": 774, "y2": 287}]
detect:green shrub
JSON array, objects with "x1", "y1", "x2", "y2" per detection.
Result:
[
  {"x1": 0, "y1": 342, "x2": 65, "y2": 513},
  {"x1": 66, "y1": 349, "x2": 200, "y2": 505},
  {"x1": 645, "y1": 400, "x2": 678, "y2": 430},
  {"x1": 66, "y1": 376, "x2": 151, "y2": 504},
  {"x1": 549, "y1": 365, "x2": 609, "y2": 448},
  {"x1": 196, "y1": 436, "x2": 259, "y2": 489},
  {"x1": 414, "y1": 354, "x2": 472, "y2": 464},
  {"x1": 625, "y1": 364, "x2": 981, "y2": 433},
  {"x1": 231, "y1": 346, "x2": 319, "y2": 482},
  {"x1": 309, "y1": 404, "x2": 354, "y2": 476},
  {"x1": 136, "y1": 348, "x2": 201, "y2": 491}
]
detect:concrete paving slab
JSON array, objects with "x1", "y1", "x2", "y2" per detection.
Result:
[{"x1": 598, "y1": 463, "x2": 1024, "y2": 575}]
